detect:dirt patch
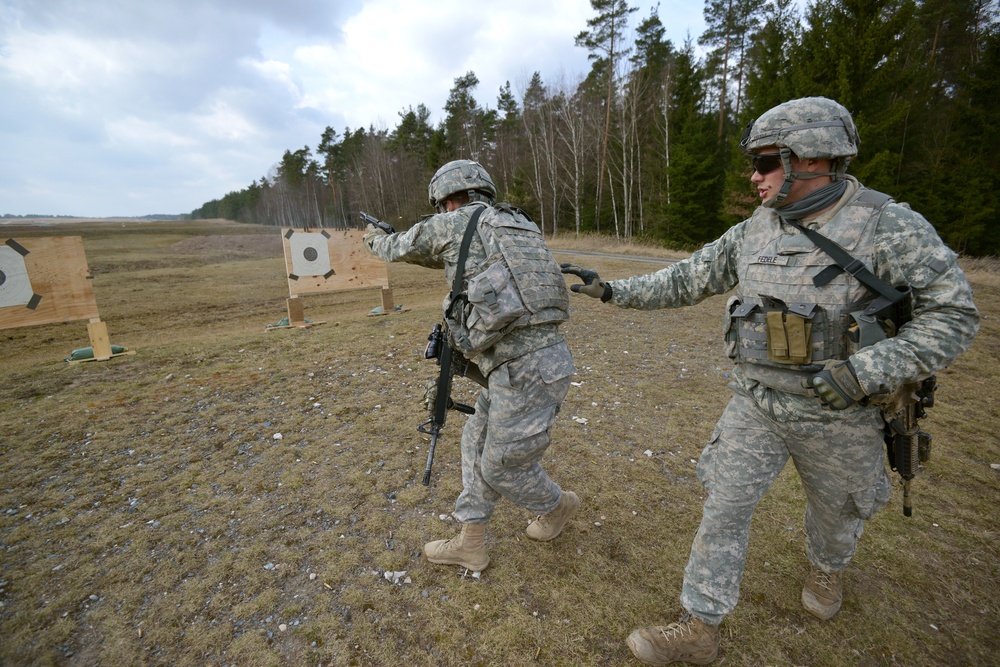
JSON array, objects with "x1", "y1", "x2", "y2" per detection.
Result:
[{"x1": 168, "y1": 234, "x2": 282, "y2": 259}]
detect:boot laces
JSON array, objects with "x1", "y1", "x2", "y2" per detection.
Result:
[
  {"x1": 813, "y1": 569, "x2": 837, "y2": 592},
  {"x1": 658, "y1": 613, "x2": 697, "y2": 642}
]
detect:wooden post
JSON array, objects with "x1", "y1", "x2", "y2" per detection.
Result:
[
  {"x1": 380, "y1": 287, "x2": 394, "y2": 313},
  {"x1": 286, "y1": 296, "x2": 306, "y2": 326},
  {"x1": 87, "y1": 318, "x2": 113, "y2": 361}
]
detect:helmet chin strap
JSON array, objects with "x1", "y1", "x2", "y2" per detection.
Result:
[{"x1": 763, "y1": 147, "x2": 839, "y2": 209}]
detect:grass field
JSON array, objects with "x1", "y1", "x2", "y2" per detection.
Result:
[{"x1": 1, "y1": 219, "x2": 997, "y2": 666}]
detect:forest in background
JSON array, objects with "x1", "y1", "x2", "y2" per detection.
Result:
[{"x1": 190, "y1": 0, "x2": 1000, "y2": 256}]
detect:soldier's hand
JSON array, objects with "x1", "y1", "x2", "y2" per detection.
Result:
[
  {"x1": 363, "y1": 223, "x2": 387, "y2": 251},
  {"x1": 560, "y1": 263, "x2": 612, "y2": 302},
  {"x1": 372, "y1": 219, "x2": 396, "y2": 234},
  {"x1": 804, "y1": 360, "x2": 866, "y2": 410},
  {"x1": 422, "y1": 378, "x2": 438, "y2": 411}
]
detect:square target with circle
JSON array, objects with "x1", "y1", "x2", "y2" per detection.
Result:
[
  {"x1": 281, "y1": 228, "x2": 388, "y2": 296},
  {"x1": 0, "y1": 236, "x2": 101, "y2": 330},
  {"x1": 0, "y1": 240, "x2": 40, "y2": 309}
]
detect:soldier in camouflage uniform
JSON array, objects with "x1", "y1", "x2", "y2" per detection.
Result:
[
  {"x1": 562, "y1": 97, "x2": 979, "y2": 665},
  {"x1": 364, "y1": 159, "x2": 579, "y2": 572}
]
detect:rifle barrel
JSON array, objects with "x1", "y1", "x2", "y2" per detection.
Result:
[{"x1": 422, "y1": 428, "x2": 440, "y2": 486}]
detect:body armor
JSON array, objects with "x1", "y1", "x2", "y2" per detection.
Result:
[
  {"x1": 726, "y1": 188, "x2": 892, "y2": 395},
  {"x1": 475, "y1": 203, "x2": 570, "y2": 327}
]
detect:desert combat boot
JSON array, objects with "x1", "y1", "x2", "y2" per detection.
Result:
[
  {"x1": 626, "y1": 614, "x2": 720, "y2": 666},
  {"x1": 802, "y1": 566, "x2": 843, "y2": 620},
  {"x1": 526, "y1": 490, "x2": 580, "y2": 541},
  {"x1": 423, "y1": 523, "x2": 490, "y2": 571}
]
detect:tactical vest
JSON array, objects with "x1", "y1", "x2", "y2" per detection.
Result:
[
  {"x1": 726, "y1": 188, "x2": 892, "y2": 395},
  {"x1": 473, "y1": 203, "x2": 570, "y2": 327},
  {"x1": 445, "y1": 203, "x2": 569, "y2": 357}
]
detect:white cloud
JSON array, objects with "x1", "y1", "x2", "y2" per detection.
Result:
[
  {"x1": 191, "y1": 100, "x2": 263, "y2": 142},
  {"x1": 0, "y1": 0, "x2": 707, "y2": 217},
  {"x1": 106, "y1": 116, "x2": 198, "y2": 149}
]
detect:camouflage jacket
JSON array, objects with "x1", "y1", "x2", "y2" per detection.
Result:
[
  {"x1": 608, "y1": 178, "x2": 980, "y2": 397},
  {"x1": 365, "y1": 203, "x2": 567, "y2": 375}
]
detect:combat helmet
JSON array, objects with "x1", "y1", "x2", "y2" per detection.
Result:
[
  {"x1": 428, "y1": 160, "x2": 496, "y2": 212},
  {"x1": 740, "y1": 97, "x2": 860, "y2": 206}
]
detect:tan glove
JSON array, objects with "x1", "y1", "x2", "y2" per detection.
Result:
[
  {"x1": 803, "y1": 360, "x2": 866, "y2": 409},
  {"x1": 560, "y1": 263, "x2": 612, "y2": 302},
  {"x1": 363, "y1": 223, "x2": 387, "y2": 252}
]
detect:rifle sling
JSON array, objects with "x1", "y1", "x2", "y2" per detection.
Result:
[
  {"x1": 788, "y1": 220, "x2": 904, "y2": 305},
  {"x1": 433, "y1": 205, "x2": 488, "y2": 426}
]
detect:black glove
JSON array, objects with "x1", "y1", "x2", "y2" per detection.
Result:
[
  {"x1": 560, "y1": 263, "x2": 612, "y2": 302},
  {"x1": 804, "y1": 360, "x2": 866, "y2": 410}
]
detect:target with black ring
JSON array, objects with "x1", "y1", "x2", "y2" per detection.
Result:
[
  {"x1": 0, "y1": 244, "x2": 37, "y2": 308},
  {"x1": 287, "y1": 231, "x2": 333, "y2": 278},
  {"x1": 280, "y1": 228, "x2": 388, "y2": 296}
]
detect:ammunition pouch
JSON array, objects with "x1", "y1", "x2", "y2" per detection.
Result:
[
  {"x1": 727, "y1": 296, "x2": 829, "y2": 367},
  {"x1": 765, "y1": 306, "x2": 815, "y2": 365}
]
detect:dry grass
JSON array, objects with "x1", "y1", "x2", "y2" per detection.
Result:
[{"x1": 1, "y1": 220, "x2": 997, "y2": 666}]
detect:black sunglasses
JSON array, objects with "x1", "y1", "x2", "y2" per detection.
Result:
[{"x1": 752, "y1": 153, "x2": 783, "y2": 175}]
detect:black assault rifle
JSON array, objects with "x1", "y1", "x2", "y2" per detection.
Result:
[
  {"x1": 418, "y1": 323, "x2": 475, "y2": 485},
  {"x1": 883, "y1": 376, "x2": 936, "y2": 517},
  {"x1": 359, "y1": 211, "x2": 396, "y2": 235}
]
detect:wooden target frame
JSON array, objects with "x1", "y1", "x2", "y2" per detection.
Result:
[
  {"x1": 0, "y1": 236, "x2": 132, "y2": 363},
  {"x1": 269, "y1": 228, "x2": 397, "y2": 330}
]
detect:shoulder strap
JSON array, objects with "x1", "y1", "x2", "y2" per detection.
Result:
[
  {"x1": 449, "y1": 204, "x2": 488, "y2": 302},
  {"x1": 792, "y1": 220, "x2": 902, "y2": 303},
  {"x1": 790, "y1": 212, "x2": 903, "y2": 305}
]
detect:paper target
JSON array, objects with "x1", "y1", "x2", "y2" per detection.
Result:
[
  {"x1": 287, "y1": 230, "x2": 333, "y2": 279},
  {"x1": 0, "y1": 244, "x2": 36, "y2": 308},
  {"x1": 0, "y1": 236, "x2": 100, "y2": 330},
  {"x1": 280, "y1": 228, "x2": 388, "y2": 296}
]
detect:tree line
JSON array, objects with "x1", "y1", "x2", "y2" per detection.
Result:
[{"x1": 191, "y1": 0, "x2": 1000, "y2": 256}]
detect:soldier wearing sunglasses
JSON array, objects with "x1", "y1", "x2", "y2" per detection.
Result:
[{"x1": 561, "y1": 97, "x2": 979, "y2": 665}]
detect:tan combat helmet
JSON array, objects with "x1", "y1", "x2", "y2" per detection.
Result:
[
  {"x1": 740, "y1": 97, "x2": 860, "y2": 206},
  {"x1": 428, "y1": 160, "x2": 496, "y2": 213}
]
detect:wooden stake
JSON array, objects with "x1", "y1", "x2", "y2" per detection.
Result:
[
  {"x1": 380, "y1": 287, "x2": 394, "y2": 313},
  {"x1": 87, "y1": 318, "x2": 113, "y2": 361},
  {"x1": 286, "y1": 296, "x2": 306, "y2": 326}
]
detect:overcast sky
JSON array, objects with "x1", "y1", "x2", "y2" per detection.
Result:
[{"x1": 1, "y1": 0, "x2": 708, "y2": 218}]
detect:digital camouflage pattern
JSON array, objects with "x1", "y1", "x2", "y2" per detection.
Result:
[
  {"x1": 365, "y1": 201, "x2": 575, "y2": 521},
  {"x1": 726, "y1": 182, "x2": 886, "y2": 395},
  {"x1": 681, "y1": 389, "x2": 890, "y2": 624},
  {"x1": 427, "y1": 159, "x2": 497, "y2": 210},
  {"x1": 453, "y1": 341, "x2": 574, "y2": 523},
  {"x1": 740, "y1": 96, "x2": 860, "y2": 161},
  {"x1": 608, "y1": 178, "x2": 979, "y2": 398},
  {"x1": 604, "y1": 176, "x2": 978, "y2": 625},
  {"x1": 365, "y1": 203, "x2": 567, "y2": 375}
]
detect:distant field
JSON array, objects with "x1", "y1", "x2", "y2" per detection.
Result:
[{"x1": 1, "y1": 220, "x2": 997, "y2": 666}]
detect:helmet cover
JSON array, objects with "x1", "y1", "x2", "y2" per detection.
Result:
[
  {"x1": 428, "y1": 160, "x2": 497, "y2": 209},
  {"x1": 740, "y1": 97, "x2": 860, "y2": 160}
]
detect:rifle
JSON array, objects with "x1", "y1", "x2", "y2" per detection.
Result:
[
  {"x1": 359, "y1": 211, "x2": 396, "y2": 235},
  {"x1": 883, "y1": 376, "x2": 936, "y2": 516},
  {"x1": 416, "y1": 205, "x2": 488, "y2": 485},
  {"x1": 417, "y1": 323, "x2": 475, "y2": 486}
]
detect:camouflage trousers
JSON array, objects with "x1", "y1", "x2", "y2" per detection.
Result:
[
  {"x1": 452, "y1": 341, "x2": 575, "y2": 523},
  {"x1": 681, "y1": 384, "x2": 891, "y2": 625}
]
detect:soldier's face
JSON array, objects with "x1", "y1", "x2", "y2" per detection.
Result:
[
  {"x1": 750, "y1": 146, "x2": 829, "y2": 205},
  {"x1": 750, "y1": 146, "x2": 788, "y2": 202}
]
